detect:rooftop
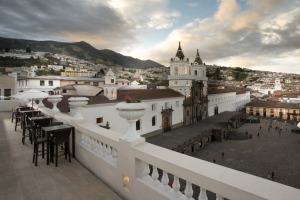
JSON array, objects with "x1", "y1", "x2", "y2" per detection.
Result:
[{"x1": 0, "y1": 111, "x2": 123, "y2": 200}]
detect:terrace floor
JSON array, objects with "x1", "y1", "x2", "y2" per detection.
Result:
[{"x1": 0, "y1": 111, "x2": 124, "y2": 200}]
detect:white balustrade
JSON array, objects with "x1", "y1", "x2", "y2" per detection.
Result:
[
  {"x1": 199, "y1": 188, "x2": 208, "y2": 200},
  {"x1": 78, "y1": 132, "x2": 117, "y2": 166}
]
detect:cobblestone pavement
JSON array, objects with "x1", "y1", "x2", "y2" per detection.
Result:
[{"x1": 192, "y1": 119, "x2": 300, "y2": 189}]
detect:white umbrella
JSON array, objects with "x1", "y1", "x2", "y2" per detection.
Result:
[{"x1": 11, "y1": 89, "x2": 49, "y2": 108}]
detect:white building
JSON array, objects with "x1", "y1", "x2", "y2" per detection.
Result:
[
  {"x1": 167, "y1": 43, "x2": 250, "y2": 119},
  {"x1": 168, "y1": 43, "x2": 208, "y2": 97}
]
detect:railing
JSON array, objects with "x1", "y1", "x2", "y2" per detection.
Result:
[{"x1": 38, "y1": 106, "x2": 300, "y2": 200}]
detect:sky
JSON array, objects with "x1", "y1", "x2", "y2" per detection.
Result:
[{"x1": 0, "y1": 0, "x2": 300, "y2": 74}]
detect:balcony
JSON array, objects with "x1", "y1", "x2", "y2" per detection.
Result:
[{"x1": 1, "y1": 100, "x2": 300, "y2": 200}]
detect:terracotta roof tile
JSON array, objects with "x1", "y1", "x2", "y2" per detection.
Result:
[
  {"x1": 246, "y1": 101, "x2": 300, "y2": 109},
  {"x1": 43, "y1": 89, "x2": 183, "y2": 113}
]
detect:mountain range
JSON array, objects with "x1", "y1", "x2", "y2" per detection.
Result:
[{"x1": 0, "y1": 36, "x2": 165, "y2": 69}]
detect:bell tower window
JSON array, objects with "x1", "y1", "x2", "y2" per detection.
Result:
[{"x1": 175, "y1": 66, "x2": 178, "y2": 75}]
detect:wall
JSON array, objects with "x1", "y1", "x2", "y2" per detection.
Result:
[
  {"x1": 0, "y1": 100, "x2": 20, "y2": 111},
  {"x1": 208, "y1": 92, "x2": 236, "y2": 117},
  {"x1": 79, "y1": 97, "x2": 184, "y2": 137},
  {"x1": 39, "y1": 107, "x2": 300, "y2": 200},
  {"x1": 17, "y1": 79, "x2": 60, "y2": 93}
]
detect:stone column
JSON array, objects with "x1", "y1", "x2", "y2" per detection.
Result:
[
  {"x1": 47, "y1": 95, "x2": 63, "y2": 113},
  {"x1": 68, "y1": 97, "x2": 89, "y2": 123}
]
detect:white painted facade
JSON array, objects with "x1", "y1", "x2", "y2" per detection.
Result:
[
  {"x1": 16, "y1": 77, "x2": 61, "y2": 93},
  {"x1": 79, "y1": 97, "x2": 183, "y2": 136},
  {"x1": 235, "y1": 91, "x2": 251, "y2": 111},
  {"x1": 208, "y1": 92, "x2": 236, "y2": 117},
  {"x1": 168, "y1": 45, "x2": 208, "y2": 97}
]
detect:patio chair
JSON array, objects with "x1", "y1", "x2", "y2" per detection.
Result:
[
  {"x1": 30, "y1": 127, "x2": 47, "y2": 166},
  {"x1": 50, "y1": 129, "x2": 72, "y2": 167},
  {"x1": 14, "y1": 107, "x2": 33, "y2": 131},
  {"x1": 22, "y1": 112, "x2": 41, "y2": 144}
]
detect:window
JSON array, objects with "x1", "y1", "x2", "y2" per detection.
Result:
[
  {"x1": 4, "y1": 89, "x2": 11, "y2": 100},
  {"x1": 40, "y1": 80, "x2": 45, "y2": 86},
  {"x1": 184, "y1": 67, "x2": 189, "y2": 75},
  {"x1": 96, "y1": 117, "x2": 103, "y2": 124},
  {"x1": 111, "y1": 90, "x2": 115, "y2": 98},
  {"x1": 165, "y1": 102, "x2": 169, "y2": 109},
  {"x1": 176, "y1": 101, "x2": 179, "y2": 107},
  {"x1": 111, "y1": 79, "x2": 115, "y2": 83},
  {"x1": 49, "y1": 80, "x2": 53, "y2": 86},
  {"x1": 84, "y1": 82, "x2": 90, "y2": 85},
  {"x1": 93, "y1": 82, "x2": 99, "y2": 86},
  {"x1": 62, "y1": 89, "x2": 67, "y2": 93},
  {"x1": 175, "y1": 66, "x2": 178, "y2": 75},
  {"x1": 187, "y1": 110, "x2": 190, "y2": 116},
  {"x1": 152, "y1": 116, "x2": 156, "y2": 126},
  {"x1": 152, "y1": 104, "x2": 157, "y2": 111},
  {"x1": 214, "y1": 106, "x2": 219, "y2": 115},
  {"x1": 194, "y1": 70, "x2": 197, "y2": 75},
  {"x1": 136, "y1": 120, "x2": 140, "y2": 130}
]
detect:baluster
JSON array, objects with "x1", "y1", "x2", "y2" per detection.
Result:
[
  {"x1": 184, "y1": 181, "x2": 193, "y2": 199},
  {"x1": 172, "y1": 176, "x2": 181, "y2": 197},
  {"x1": 161, "y1": 170, "x2": 170, "y2": 188},
  {"x1": 111, "y1": 148, "x2": 117, "y2": 164},
  {"x1": 86, "y1": 136, "x2": 91, "y2": 148},
  {"x1": 103, "y1": 144, "x2": 108, "y2": 157},
  {"x1": 95, "y1": 140, "x2": 101, "y2": 155},
  {"x1": 107, "y1": 145, "x2": 113, "y2": 161},
  {"x1": 101, "y1": 142, "x2": 106, "y2": 156},
  {"x1": 151, "y1": 166, "x2": 160, "y2": 184},
  {"x1": 216, "y1": 194, "x2": 223, "y2": 200},
  {"x1": 141, "y1": 163, "x2": 152, "y2": 181},
  {"x1": 90, "y1": 137, "x2": 95, "y2": 150},
  {"x1": 199, "y1": 187, "x2": 208, "y2": 200}
]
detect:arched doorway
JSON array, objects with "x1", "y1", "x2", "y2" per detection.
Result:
[{"x1": 163, "y1": 116, "x2": 170, "y2": 132}]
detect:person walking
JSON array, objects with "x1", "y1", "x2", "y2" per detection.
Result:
[
  {"x1": 271, "y1": 171, "x2": 275, "y2": 180},
  {"x1": 267, "y1": 171, "x2": 271, "y2": 179}
]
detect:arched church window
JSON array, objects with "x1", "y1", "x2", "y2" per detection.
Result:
[
  {"x1": 152, "y1": 116, "x2": 156, "y2": 126},
  {"x1": 194, "y1": 70, "x2": 197, "y2": 76},
  {"x1": 111, "y1": 89, "x2": 115, "y2": 98},
  {"x1": 175, "y1": 66, "x2": 178, "y2": 75},
  {"x1": 136, "y1": 120, "x2": 140, "y2": 130},
  {"x1": 184, "y1": 67, "x2": 189, "y2": 75}
]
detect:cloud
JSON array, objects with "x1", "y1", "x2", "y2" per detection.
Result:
[
  {"x1": 143, "y1": 0, "x2": 300, "y2": 74},
  {"x1": 214, "y1": 0, "x2": 239, "y2": 23},
  {"x1": 107, "y1": 0, "x2": 181, "y2": 30},
  {"x1": 0, "y1": 0, "x2": 136, "y2": 51}
]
